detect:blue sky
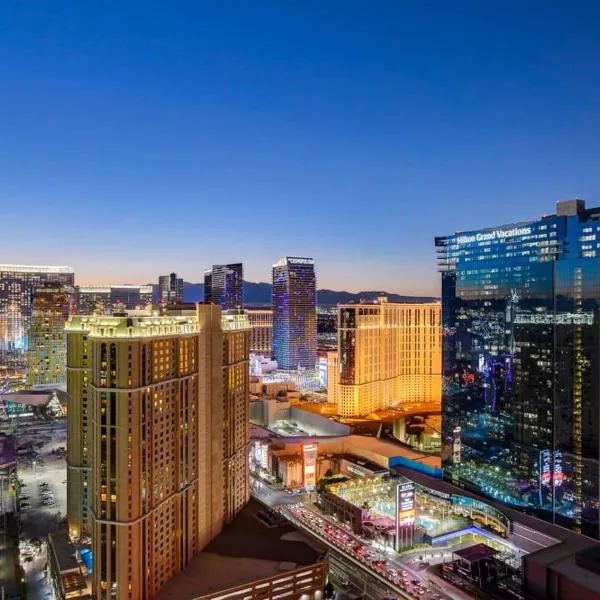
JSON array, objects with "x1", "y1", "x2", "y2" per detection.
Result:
[{"x1": 1, "y1": 1, "x2": 599, "y2": 294}]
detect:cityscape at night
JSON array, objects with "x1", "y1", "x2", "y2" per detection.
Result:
[{"x1": 2, "y1": 2, "x2": 600, "y2": 600}]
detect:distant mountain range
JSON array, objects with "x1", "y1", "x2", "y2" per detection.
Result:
[{"x1": 162, "y1": 281, "x2": 436, "y2": 305}]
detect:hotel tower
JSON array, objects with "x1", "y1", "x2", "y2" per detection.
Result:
[
  {"x1": 66, "y1": 304, "x2": 251, "y2": 599},
  {"x1": 332, "y1": 297, "x2": 441, "y2": 417}
]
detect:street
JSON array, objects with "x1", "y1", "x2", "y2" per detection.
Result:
[{"x1": 251, "y1": 474, "x2": 462, "y2": 600}]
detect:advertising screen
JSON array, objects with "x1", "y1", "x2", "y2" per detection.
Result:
[
  {"x1": 302, "y1": 443, "x2": 318, "y2": 489},
  {"x1": 396, "y1": 482, "x2": 416, "y2": 524}
]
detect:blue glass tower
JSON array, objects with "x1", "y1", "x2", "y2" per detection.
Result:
[
  {"x1": 436, "y1": 199, "x2": 600, "y2": 538},
  {"x1": 272, "y1": 257, "x2": 317, "y2": 370}
]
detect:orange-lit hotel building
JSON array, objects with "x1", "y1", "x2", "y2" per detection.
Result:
[
  {"x1": 330, "y1": 298, "x2": 441, "y2": 417},
  {"x1": 66, "y1": 304, "x2": 252, "y2": 599}
]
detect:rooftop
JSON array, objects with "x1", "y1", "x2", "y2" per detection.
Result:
[
  {"x1": 155, "y1": 499, "x2": 326, "y2": 600},
  {"x1": 66, "y1": 313, "x2": 200, "y2": 338},
  {"x1": 48, "y1": 531, "x2": 80, "y2": 573},
  {"x1": 0, "y1": 264, "x2": 74, "y2": 274},
  {"x1": 339, "y1": 453, "x2": 388, "y2": 474},
  {"x1": 454, "y1": 543, "x2": 498, "y2": 563},
  {"x1": 0, "y1": 391, "x2": 53, "y2": 407}
]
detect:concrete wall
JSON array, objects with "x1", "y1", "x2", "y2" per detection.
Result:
[{"x1": 290, "y1": 407, "x2": 350, "y2": 436}]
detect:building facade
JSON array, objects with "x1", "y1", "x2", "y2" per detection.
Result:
[
  {"x1": 272, "y1": 257, "x2": 317, "y2": 370},
  {"x1": 0, "y1": 265, "x2": 74, "y2": 366},
  {"x1": 27, "y1": 284, "x2": 72, "y2": 386},
  {"x1": 245, "y1": 308, "x2": 273, "y2": 354},
  {"x1": 158, "y1": 273, "x2": 183, "y2": 305},
  {"x1": 334, "y1": 298, "x2": 441, "y2": 417},
  {"x1": 326, "y1": 351, "x2": 339, "y2": 406},
  {"x1": 204, "y1": 263, "x2": 243, "y2": 310},
  {"x1": 220, "y1": 309, "x2": 252, "y2": 522},
  {"x1": 75, "y1": 285, "x2": 153, "y2": 315},
  {"x1": 66, "y1": 304, "x2": 251, "y2": 599},
  {"x1": 436, "y1": 199, "x2": 600, "y2": 539}
]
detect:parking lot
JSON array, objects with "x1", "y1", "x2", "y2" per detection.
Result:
[{"x1": 15, "y1": 420, "x2": 67, "y2": 600}]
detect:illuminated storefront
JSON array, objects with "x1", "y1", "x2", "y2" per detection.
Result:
[{"x1": 436, "y1": 199, "x2": 600, "y2": 538}]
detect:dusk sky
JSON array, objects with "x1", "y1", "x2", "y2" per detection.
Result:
[{"x1": 2, "y1": 2, "x2": 599, "y2": 295}]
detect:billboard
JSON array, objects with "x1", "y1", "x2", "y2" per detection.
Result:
[
  {"x1": 302, "y1": 443, "x2": 318, "y2": 489},
  {"x1": 553, "y1": 450, "x2": 563, "y2": 487},
  {"x1": 452, "y1": 426, "x2": 461, "y2": 465},
  {"x1": 397, "y1": 482, "x2": 416, "y2": 524},
  {"x1": 395, "y1": 482, "x2": 416, "y2": 550}
]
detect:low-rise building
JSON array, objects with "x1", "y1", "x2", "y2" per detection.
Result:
[
  {"x1": 47, "y1": 531, "x2": 91, "y2": 599},
  {"x1": 155, "y1": 499, "x2": 327, "y2": 600}
]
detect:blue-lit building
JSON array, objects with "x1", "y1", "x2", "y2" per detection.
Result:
[
  {"x1": 436, "y1": 199, "x2": 600, "y2": 539},
  {"x1": 204, "y1": 263, "x2": 243, "y2": 310},
  {"x1": 272, "y1": 257, "x2": 317, "y2": 370}
]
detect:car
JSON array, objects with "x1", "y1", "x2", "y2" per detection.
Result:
[
  {"x1": 20, "y1": 504, "x2": 31, "y2": 511},
  {"x1": 20, "y1": 494, "x2": 30, "y2": 501}
]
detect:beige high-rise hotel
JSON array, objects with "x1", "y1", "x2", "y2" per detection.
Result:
[
  {"x1": 245, "y1": 307, "x2": 273, "y2": 354},
  {"x1": 66, "y1": 304, "x2": 251, "y2": 599},
  {"x1": 330, "y1": 298, "x2": 441, "y2": 417}
]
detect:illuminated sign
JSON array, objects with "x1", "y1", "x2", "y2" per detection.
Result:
[
  {"x1": 554, "y1": 451, "x2": 563, "y2": 487},
  {"x1": 302, "y1": 443, "x2": 318, "y2": 489},
  {"x1": 452, "y1": 426, "x2": 461, "y2": 465},
  {"x1": 540, "y1": 449, "x2": 551, "y2": 485},
  {"x1": 395, "y1": 482, "x2": 415, "y2": 550},
  {"x1": 345, "y1": 464, "x2": 367, "y2": 478},
  {"x1": 456, "y1": 226, "x2": 532, "y2": 245},
  {"x1": 396, "y1": 482, "x2": 416, "y2": 524},
  {"x1": 288, "y1": 258, "x2": 314, "y2": 265}
]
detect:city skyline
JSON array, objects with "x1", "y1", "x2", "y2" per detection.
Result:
[{"x1": 2, "y1": 3, "x2": 600, "y2": 295}]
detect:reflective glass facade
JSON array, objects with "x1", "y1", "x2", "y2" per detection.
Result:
[
  {"x1": 0, "y1": 265, "x2": 74, "y2": 367},
  {"x1": 436, "y1": 199, "x2": 600, "y2": 538},
  {"x1": 75, "y1": 285, "x2": 153, "y2": 315},
  {"x1": 158, "y1": 272, "x2": 183, "y2": 305},
  {"x1": 272, "y1": 257, "x2": 317, "y2": 370},
  {"x1": 204, "y1": 263, "x2": 243, "y2": 310}
]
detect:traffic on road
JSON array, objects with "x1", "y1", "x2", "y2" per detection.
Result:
[{"x1": 281, "y1": 502, "x2": 447, "y2": 600}]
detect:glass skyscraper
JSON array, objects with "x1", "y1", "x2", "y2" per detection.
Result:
[
  {"x1": 27, "y1": 283, "x2": 72, "y2": 386},
  {"x1": 0, "y1": 264, "x2": 74, "y2": 367},
  {"x1": 272, "y1": 257, "x2": 317, "y2": 370},
  {"x1": 158, "y1": 272, "x2": 183, "y2": 305},
  {"x1": 75, "y1": 284, "x2": 153, "y2": 315},
  {"x1": 436, "y1": 199, "x2": 600, "y2": 538},
  {"x1": 204, "y1": 263, "x2": 243, "y2": 309}
]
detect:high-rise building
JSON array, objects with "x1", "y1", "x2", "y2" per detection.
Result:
[
  {"x1": 245, "y1": 308, "x2": 273, "y2": 354},
  {"x1": 167, "y1": 305, "x2": 251, "y2": 523},
  {"x1": 326, "y1": 350, "x2": 339, "y2": 406},
  {"x1": 0, "y1": 265, "x2": 74, "y2": 365},
  {"x1": 436, "y1": 198, "x2": 600, "y2": 539},
  {"x1": 332, "y1": 298, "x2": 441, "y2": 417},
  {"x1": 220, "y1": 309, "x2": 251, "y2": 521},
  {"x1": 203, "y1": 263, "x2": 243, "y2": 309},
  {"x1": 27, "y1": 284, "x2": 72, "y2": 386},
  {"x1": 158, "y1": 273, "x2": 183, "y2": 305},
  {"x1": 272, "y1": 257, "x2": 317, "y2": 370},
  {"x1": 75, "y1": 284, "x2": 153, "y2": 315},
  {"x1": 66, "y1": 304, "x2": 251, "y2": 599}
]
